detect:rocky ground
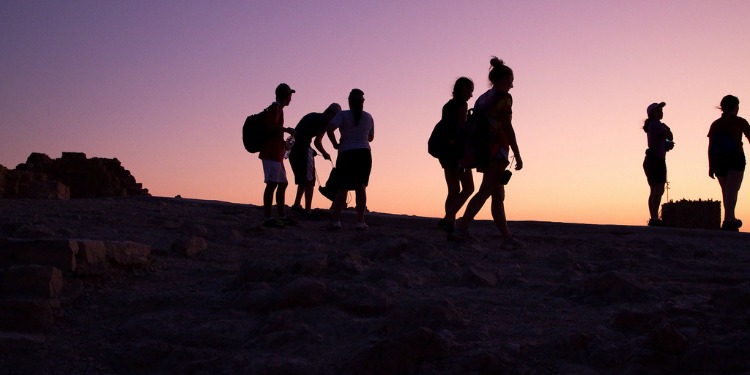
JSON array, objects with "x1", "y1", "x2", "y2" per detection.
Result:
[{"x1": 1, "y1": 196, "x2": 749, "y2": 374}]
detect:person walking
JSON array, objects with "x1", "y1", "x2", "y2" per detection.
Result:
[
  {"x1": 435, "y1": 77, "x2": 475, "y2": 231},
  {"x1": 708, "y1": 95, "x2": 750, "y2": 231},
  {"x1": 259, "y1": 83, "x2": 296, "y2": 228},
  {"x1": 325, "y1": 89, "x2": 374, "y2": 231},
  {"x1": 450, "y1": 57, "x2": 523, "y2": 246},
  {"x1": 642, "y1": 102, "x2": 674, "y2": 226},
  {"x1": 289, "y1": 103, "x2": 341, "y2": 216}
]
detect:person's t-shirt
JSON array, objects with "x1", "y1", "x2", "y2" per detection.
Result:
[
  {"x1": 646, "y1": 119, "x2": 670, "y2": 159},
  {"x1": 291, "y1": 112, "x2": 327, "y2": 152},
  {"x1": 707, "y1": 114, "x2": 750, "y2": 156},
  {"x1": 329, "y1": 110, "x2": 374, "y2": 152},
  {"x1": 474, "y1": 89, "x2": 513, "y2": 158},
  {"x1": 259, "y1": 102, "x2": 285, "y2": 162}
]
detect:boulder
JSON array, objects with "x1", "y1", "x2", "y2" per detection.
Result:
[
  {"x1": 170, "y1": 236, "x2": 208, "y2": 258},
  {"x1": 0, "y1": 265, "x2": 63, "y2": 298},
  {"x1": 105, "y1": 241, "x2": 150, "y2": 268},
  {"x1": 7, "y1": 239, "x2": 79, "y2": 272},
  {"x1": 0, "y1": 299, "x2": 54, "y2": 332}
]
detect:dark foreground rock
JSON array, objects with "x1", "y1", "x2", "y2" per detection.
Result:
[{"x1": 0, "y1": 196, "x2": 749, "y2": 374}]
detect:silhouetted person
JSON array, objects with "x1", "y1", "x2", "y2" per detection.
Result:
[
  {"x1": 436, "y1": 77, "x2": 475, "y2": 231},
  {"x1": 450, "y1": 57, "x2": 523, "y2": 247},
  {"x1": 708, "y1": 95, "x2": 750, "y2": 231},
  {"x1": 642, "y1": 102, "x2": 674, "y2": 226},
  {"x1": 289, "y1": 103, "x2": 341, "y2": 215},
  {"x1": 259, "y1": 83, "x2": 296, "y2": 228},
  {"x1": 325, "y1": 89, "x2": 374, "y2": 231}
]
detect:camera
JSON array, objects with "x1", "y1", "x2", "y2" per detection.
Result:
[{"x1": 665, "y1": 139, "x2": 675, "y2": 151}]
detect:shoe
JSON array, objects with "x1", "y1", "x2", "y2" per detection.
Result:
[
  {"x1": 262, "y1": 218, "x2": 285, "y2": 228},
  {"x1": 722, "y1": 219, "x2": 742, "y2": 232},
  {"x1": 502, "y1": 236, "x2": 526, "y2": 249},
  {"x1": 648, "y1": 218, "x2": 664, "y2": 227},
  {"x1": 324, "y1": 221, "x2": 342, "y2": 231},
  {"x1": 438, "y1": 218, "x2": 454, "y2": 232},
  {"x1": 278, "y1": 216, "x2": 297, "y2": 226},
  {"x1": 355, "y1": 222, "x2": 369, "y2": 231},
  {"x1": 291, "y1": 205, "x2": 305, "y2": 214},
  {"x1": 447, "y1": 228, "x2": 477, "y2": 242}
]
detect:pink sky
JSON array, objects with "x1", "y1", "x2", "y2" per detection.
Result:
[{"x1": 2, "y1": 1, "x2": 750, "y2": 230}]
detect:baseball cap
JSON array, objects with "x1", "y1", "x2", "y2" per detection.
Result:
[
  {"x1": 646, "y1": 102, "x2": 666, "y2": 116},
  {"x1": 275, "y1": 83, "x2": 295, "y2": 97}
]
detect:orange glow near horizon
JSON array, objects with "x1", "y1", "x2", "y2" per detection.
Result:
[{"x1": 2, "y1": 1, "x2": 750, "y2": 232}]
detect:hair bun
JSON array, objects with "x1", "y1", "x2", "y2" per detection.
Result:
[{"x1": 490, "y1": 57, "x2": 504, "y2": 67}]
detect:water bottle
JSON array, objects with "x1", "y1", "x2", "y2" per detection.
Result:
[{"x1": 284, "y1": 135, "x2": 295, "y2": 159}]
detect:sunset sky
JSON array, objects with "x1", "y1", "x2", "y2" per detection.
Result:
[{"x1": 2, "y1": 1, "x2": 750, "y2": 230}]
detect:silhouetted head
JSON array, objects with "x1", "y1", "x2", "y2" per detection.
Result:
[
  {"x1": 452, "y1": 77, "x2": 474, "y2": 101},
  {"x1": 488, "y1": 57, "x2": 513, "y2": 92},
  {"x1": 643, "y1": 102, "x2": 665, "y2": 132},
  {"x1": 324, "y1": 103, "x2": 341, "y2": 121},
  {"x1": 275, "y1": 83, "x2": 295, "y2": 105},
  {"x1": 348, "y1": 89, "x2": 365, "y2": 111},
  {"x1": 720, "y1": 95, "x2": 739, "y2": 114}
]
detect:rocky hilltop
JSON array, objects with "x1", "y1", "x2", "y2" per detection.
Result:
[
  {"x1": 0, "y1": 152, "x2": 149, "y2": 199},
  {"x1": 1, "y1": 197, "x2": 749, "y2": 374}
]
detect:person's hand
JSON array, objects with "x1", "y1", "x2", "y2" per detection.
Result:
[
  {"x1": 286, "y1": 128, "x2": 296, "y2": 136},
  {"x1": 323, "y1": 152, "x2": 331, "y2": 161},
  {"x1": 332, "y1": 143, "x2": 339, "y2": 150},
  {"x1": 514, "y1": 156, "x2": 523, "y2": 171},
  {"x1": 709, "y1": 168, "x2": 715, "y2": 179}
]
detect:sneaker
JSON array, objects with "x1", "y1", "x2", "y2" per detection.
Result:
[
  {"x1": 278, "y1": 216, "x2": 297, "y2": 226},
  {"x1": 324, "y1": 221, "x2": 342, "y2": 231},
  {"x1": 291, "y1": 205, "x2": 306, "y2": 214},
  {"x1": 355, "y1": 222, "x2": 369, "y2": 231},
  {"x1": 262, "y1": 218, "x2": 285, "y2": 229},
  {"x1": 722, "y1": 219, "x2": 742, "y2": 232},
  {"x1": 648, "y1": 218, "x2": 664, "y2": 227},
  {"x1": 502, "y1": 236, "x2": 526, "y2": 249},
  {"x1": 438, "y1": 218, "x2": 454, "y2": 232}
]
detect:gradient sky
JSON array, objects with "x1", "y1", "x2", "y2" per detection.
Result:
[{"x1": 2, "y1": 1, "x2": 750, "y2": 230}]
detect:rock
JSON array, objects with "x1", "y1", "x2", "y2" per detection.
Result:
[
  {"x1": 0, "y1": 332, "x2": 46, "y2": 351},
  {"x1": 348, "y1": 327, "x2": 449, "y2": 375},
  {"x1": 386, "y1": 298, "x2": 465, "y2": 335},
  {"x1": 611, "y1": 308, "x2": 662, "y2": 334},
  {"x1": 6, "y1": 239, "x2": 79, "y2": 272},
  {"x1": 105, "y1": 241, "x2": 150, "y2": 268},
  {"x1": 75, "y1": 240, "x2": 108, "y2": 275},
  {"x1": 0, "y1": 265, "x2": 63, "y2": 298},
  {"x1": 170, "y1": 236, "x2": 208, "y2": 258},
  {"x1": 338, "y1": 285, "x2": 389, "y2": 316},
  {"x1": 277, "y1": 277, "x2": 328, "y2": 308},
  {"x1": 293, "y1": 253, "x2": 328, "y2": 276},
  {"x1": 649, "y1": 324, "x2": 688, "y2": 354},
  {"x1": 0, "y1": 299, "x2": 54, "y2": 332},
  {"x1": 577, "y1": 271, "x2": 650, "y2": 303},
  {"x1": 461, "y1": 264, "x2": 498, "y2": 287}
]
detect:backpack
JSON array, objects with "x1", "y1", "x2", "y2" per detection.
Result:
[
  {"x1": 242, "y1": 109, "x2": 268, "y2": 153},
  {"x1": 459, "y1": 108, "x2": 492, "y2": 169},
  {"x1": 427, "y1": 120, "x2": 448, "y2": 158}
]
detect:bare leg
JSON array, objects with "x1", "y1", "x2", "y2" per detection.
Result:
[
  {"x1": 444, "y1": 167, "x2": 475, "y2": 222},
  {"x1": 330, "y1": 189, "x2": 347, "y2": 222},
  {"x1": 263, "y1": 182, "x2": 278, "y2": 218},
  {"x1": 355, "y1": 185, "x2": 367, "y2": 223},
  {"x1": 456, "y1": 159, "x2": 507, "y2": 231},
  {"x1": 276, "y1": 182, "x2": 288, "y2": 217},
  {"x1": 293, "y1": 185, "x2": 304, "y2": 207},
  {"x1": 720, "y1": 171, "x2": 744, "y2": 221},
  {"x1": 648, "y1": 183, "x2": 665, "y2": 220},
  {"x1": 303, "y1": 182, "x2": 315, "y2": 212},
  {"x1": 490, "y1": 184, "x2": 512, "y2": 237}
]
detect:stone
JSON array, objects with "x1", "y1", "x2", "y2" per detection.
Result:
[
  {"x1": 277, "y1": 277, "x2": 328, "y2": 308},
  {"x1": 386, "y1": 298, "x2": 465, "y2": 335},
  {"x1": 105, "y1": 241, "x2": 150, "y2": 268},
  {"x1": 10, "y1": 239, "x2": 78, "y2": 272},
  {"x1": 649, "y1": 324, "x2": 689, "y2": 354},
  {"x1": 338, "y1": 285, "x2": 389, "y2": 316},
  {"x1": 75, "y1": 240, "x2": 108, "y2": 275},
  {"x1": 0, "y1": 332, "x2": 46, "y2": 351},
  {"x1": 170, "y1": 236, "x2": 207, "y2": 258},
  {"x1": 461, "y1": 264, "x2": 498, "y2": 287},
  {"x1": 611, "y1": 308, "x2": 662, "y2": 334},
  {"x1": 28, "y1": 180, "x2": 70, "y2": 200},
  {"x1": 0, "y1": 299, "x2": 54, "y2": 332},
  {"x1": 0, "y1": 265, "x2": 63, "y2": 298}
]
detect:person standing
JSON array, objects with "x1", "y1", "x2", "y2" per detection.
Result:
[
  {"x1": 450, "y1": 57, "x2": 523, "y2": 246},
  {"x1": 708, "y1": 95, "x2": 750, "y2": 231},
  {"x1": 642, "y1": 102, "x2": 674, "y2": 227},
  {"x1": 289, "y1": 103, "x2": 341, "y2": 216},
  {"x1": 325, "y1": 89, "x2": 374, "y2": 231},
  {"x1": 435, "y1": 77, "x2": 475, "y2": 231},
  {"x1": 259, "y1": 83, "x2": 296, "y2": 228}
]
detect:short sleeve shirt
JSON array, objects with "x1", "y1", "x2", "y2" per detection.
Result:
[{"x1": 329, "y1": 110, "x2": 374, "y2": 152}]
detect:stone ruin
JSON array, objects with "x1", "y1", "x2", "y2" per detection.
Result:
[
  {"x1": 0, "y1": 152, "x2": 149, "y2": 199},
  {"x1": 661, "y1": 198, "x2": 721, "y2": 230}
]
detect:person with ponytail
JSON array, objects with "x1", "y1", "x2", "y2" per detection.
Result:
[
  {"x1": 450, "y1": 57, "x2": 524, "y2": 246},
  {"x1": 642, "y1": 101, "x2": 674, "y2": 227},
  {"x1": 436, "y1": 77, "x2": 475, "y2": 232},
  {"x1": 325, "y1": 88, "x2": 375, "y2": 231},
  {"x1": 707, "y1": 95, "x2": 750, "y2": 231}
]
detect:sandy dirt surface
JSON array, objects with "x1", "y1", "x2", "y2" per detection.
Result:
[{"x1": 1, "y1": 196, "x2": 749, "y2": 374}]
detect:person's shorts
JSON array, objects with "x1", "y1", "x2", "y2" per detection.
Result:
[
  {"x1": 438, "y1": 156, "x2": 459, "y2": 169},
  {"x1": 336, "y1": 149, "x2": 372, "y2": 190},
  {"x1": 711, "y1": 153, "x2": 746, "y2": 178},
  {"x1": 290, "y1": 147, "x2": 315, "y2": 185},
  {"x1": 643, "y1": 152, "x2": 666, "y2": 185},
  {"x1": 262, "y1": 159, "x2": 287, "y2": 184}
]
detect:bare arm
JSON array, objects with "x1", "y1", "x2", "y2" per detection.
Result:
[
  {"x1": 500, "y1": 114, "x2": 522, "y2": 170},
  {"x1": 313, "y1": 133, "x2": 330, "y2": 160}
]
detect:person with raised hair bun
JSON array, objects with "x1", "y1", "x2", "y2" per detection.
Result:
[
  {"x1": 450, "y1": 57, "x2": 524, "y2": 247},
  {"x1": 707, "y1": 95, "x2": 750, "y2": 231},
  {"x1": 642, "y1": 101, "x2": 674, "y2": 227}
]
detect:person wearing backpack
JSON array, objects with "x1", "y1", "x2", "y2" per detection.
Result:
[
  {"x1": 259, "y1": 83, "x2": 297, "y2": 228},
  {"x1": 449, "y1": 57, "x2": 523, "y2": 246},
  {"x1": 642, "y1": 102, "x2": 674, "y2": 227},
  {"x1": 289, "y1": 103, "x2": 341, "y2": 216},
  {"x1": 432, "y1": 77, "x2": 475, "y2": 232},
  {"x1": 325, "y1": 89, "x2": 375, "y2": 231},
  {"x1": 708, "y1": 95, "x2": 750, "y2": 231}
]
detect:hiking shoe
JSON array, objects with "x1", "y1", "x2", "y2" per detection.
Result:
[
  {"x1": 438, "y1": 218, "x2": 454, "y2": 232},
  {"x1": 324, "y1": 221, "x2": 342, "y2": 231},
  {"x1": 278, "y1": 216, "x2": 297, "y2": 226},
  {"x1": 647, "y1": 218, "x2": 664, "y2": 227},
  {"x1": 291, "y1": 205, "x2": 306, "y2": 214},
  {"x1": 262, "y1": 218, "x2": 285, "y2": 229},
  {"x1": 502, "y1": 236, "x2": 526, "y2": 249},
  {"x1": 355, "y1": 222, "x2": 369, "y2": 231},
  {"x1": 722, "y1": 219, "x2": 742, "y2": 231}
]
